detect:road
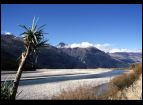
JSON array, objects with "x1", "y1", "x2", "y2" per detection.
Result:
[{"x1": 1, "y1": 69, "x2": 128, "y2": 100}]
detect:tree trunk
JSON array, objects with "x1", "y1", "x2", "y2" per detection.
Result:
[
  {"x1": 34, "y1": 54, "x2": 38, "y2": 69},
  {"x1": 11, "y1": 46, "x2": 30, "y2": 99}
]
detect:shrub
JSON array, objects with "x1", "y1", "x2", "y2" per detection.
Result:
[{"x1": 1, "y1": 80, "x2": 13, "y2": 100}]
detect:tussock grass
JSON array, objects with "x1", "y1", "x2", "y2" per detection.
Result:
[
  {"x1": 52, "y1": 63, "x2": 142, "y2": 100},
  {"x1": 97, "y1": 84, "x2": 120, "y2": 100},
  {"x1": 110, "y1": 63, "x2": 142, "y2": 90},
  {"x1": 132, "y1": 63, "x2": 142, "y2": 75},
  {"x1": 52, "y1": 83, "x2": 98, "y2": 100},
  {"x1": 101, "y1": 62, "x2": 142, "y2": 100}
]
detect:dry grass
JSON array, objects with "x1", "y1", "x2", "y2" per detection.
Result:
[
  {"x1": 52, "y1": 63, "x2": 142, "y2": 100},
  {"x1": 97, "y1": 83, "x2": 121, "y2": 100},
  {"x1": 110, "y1": 63, "x2": 142, "y2": 90},
  {"x1": 110, "y1": 71, "x2": 136, "y2": 90},
  {"x1": 52, "y1": 82, "x2": 121, "y2": 100},
  {"x1": 52, "y1": 83, "x2": 97, "y2": 100},
  {"x1": 101, "y1": 62, "x2": 142, "y2": 100},
  {"x1": 132, "y1": 63, "x2": 142, "y2": 75}
]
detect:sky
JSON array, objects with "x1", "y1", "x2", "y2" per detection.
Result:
[{"x1": 1, "y1": 4, "x2": 142, "y2": 52}]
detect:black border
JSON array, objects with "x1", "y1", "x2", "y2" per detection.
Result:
[
  {"x1": 1, "y1": 0, "x2": 142, "y2": 104},
  {"x1": 0, "y1": 0, "x2": 143, "y2": 4},
  {"x1": 0, "y1": 100, "x2": 143, "y2": 105}
]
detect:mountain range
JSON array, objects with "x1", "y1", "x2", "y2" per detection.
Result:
[{"x1": 1, "y1": 34, "x2": 142, "y2": 70}]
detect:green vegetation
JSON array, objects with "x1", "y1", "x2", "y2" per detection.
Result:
[
  {"x1": 1, "y1": 80, "x2": 13, "y2": 100},
  {"x1": 11, "y1": 17, "x2": 47, "y2": 99}
]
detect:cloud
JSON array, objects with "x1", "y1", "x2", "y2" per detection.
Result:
[
  {"x1": 70, "y1": 42, "x2": 93, "y2": 48},
  {"x1": 69, "y1": 42, "x2": 112, "y2": 52},
  {"x1": 67, "y1": 42, "x2": 141, "y2": 53},
  {"x1": 109, "y1": 48, "x2": 142, "y2": 53},
  {"x1": 4, "y1": 31, "x2": 12, "y2": 35},
  {"x1": 94, "y1": 43, "x2": 111, "y2": 52}
]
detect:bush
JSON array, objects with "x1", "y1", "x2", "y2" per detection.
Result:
[{"x1": 1, "y1": 80, "x2": 13, "y2": 100}]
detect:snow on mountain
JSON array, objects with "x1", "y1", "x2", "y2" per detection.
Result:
[{"x1": 56, "y1": 42, "x2": 142, "y2": 53}]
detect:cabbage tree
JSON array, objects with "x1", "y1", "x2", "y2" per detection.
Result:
[{"x1": 11, "y1": 18, "x2": 47, "y2": 99}]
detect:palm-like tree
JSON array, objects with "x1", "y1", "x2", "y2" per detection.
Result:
[{"x1": 11, "y1": 18, "x2": 47, "y2": 99}]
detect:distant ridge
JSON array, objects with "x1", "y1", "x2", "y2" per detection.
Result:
[{"x1": 1, "y1": 35, "x2": 142, "y2": 70}]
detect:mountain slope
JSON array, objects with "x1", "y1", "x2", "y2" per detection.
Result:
[
  {"x1": 1, "y1": 35, "x2": 141, "y2": 70},
  {"x1": 58, "y1": 47, "x2": 128, "y2": 68},
  {"x1": 109, "y1": 52, "x2": 142, "y2": 64},
  {"x1": 1, "y1": 35, "x2": 85, "y2": 70}
]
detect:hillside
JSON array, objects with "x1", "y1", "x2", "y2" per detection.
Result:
[
  {"x1": 58, "y1": 47, "x2": 127, "y2": 68},
  {"x1": 109, "y1": 52, "x2": 142, "y2": 64},
  {"x1": 1, "y1": 35, "x2": 85, "y2": 70},
  {"x1": 1, "y1": 35, "x2": 142, "y2": 70}
]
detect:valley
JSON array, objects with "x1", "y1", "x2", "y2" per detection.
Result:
[{"x1": 1, "y1": 69, "x2": 128, "y2": 99}]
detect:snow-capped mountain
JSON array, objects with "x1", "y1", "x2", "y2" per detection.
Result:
[{"x1": 1, "y1": 35, "x2": 142, "y2": 70}]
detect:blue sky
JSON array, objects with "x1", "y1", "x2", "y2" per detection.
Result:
[{"x1": 1, "y1": 4, "x2": 142, "y2": 51}]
